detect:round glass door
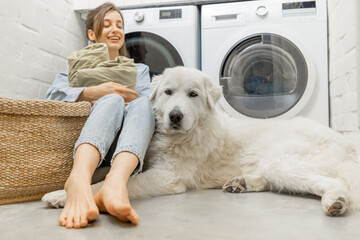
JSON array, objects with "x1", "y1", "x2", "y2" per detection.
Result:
[
  {"x1": 125, "y1": 31, "x2": 184, "y2": 79},
  {"x1": 220, "y1": 34, "x2": 308, "y2": 118}
]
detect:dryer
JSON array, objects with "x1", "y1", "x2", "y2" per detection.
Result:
[
  {"x1": 122, "y1": 5, "x2": 200, "y2": 78},
  {"x1": 201, "y1": 0, "x2": 329, "y2": 126}
]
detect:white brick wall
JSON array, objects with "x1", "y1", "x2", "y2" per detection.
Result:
[
  {"x1": 328, "y1": 0, "x2": 360, "y2": 131},
  {"x1": 0, "y1": 0, "x2": 87, "y2": 100}
]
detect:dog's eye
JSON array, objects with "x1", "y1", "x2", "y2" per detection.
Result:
[
  {"x1": 189, "y1": 91, "x2": 198, "y2": 97},
  {"x1": 164, "y1": 89, "x2": 172, "y2": 95}
]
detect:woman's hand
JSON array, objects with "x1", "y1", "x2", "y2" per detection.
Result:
[{"x1": 77, "y1": 82, "x2": 139, "y2": 105}]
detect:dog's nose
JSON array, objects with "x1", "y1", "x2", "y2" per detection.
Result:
[{"x1": 169, "y1": 108, "x2": 183, "y2": 124}]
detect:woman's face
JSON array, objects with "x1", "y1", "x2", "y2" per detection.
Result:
[{"x1": 92, "y1": 10, "x2": 125, "y2": 53}]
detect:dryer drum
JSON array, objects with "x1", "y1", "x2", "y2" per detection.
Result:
[
  {"x1": 126, "y1": 31, "x2": 184, "y2": 79},
  {"x1": 220, "y1": 33, "x2": 308, "y2": 118}
]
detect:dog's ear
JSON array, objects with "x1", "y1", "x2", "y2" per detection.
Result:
[
  {"x1": 150, "y1": 74, "x2": 163, "y2": 101},
  {"x1": 204, "y1": 74, "x2": 222, "y2": 110}
]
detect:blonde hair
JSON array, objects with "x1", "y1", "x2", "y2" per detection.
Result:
[{"x1": 85, "y1": 2, "x2": 127, "y2": 56}]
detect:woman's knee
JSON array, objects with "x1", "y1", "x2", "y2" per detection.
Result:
[
  {"x1": 133, "y1": 97, "x2": 153, "y2": 111},
  {"x1": 97, "y1": 94, "x2": 125, "y2": 108},
  {"x1": 131, "y1": 97, "x2": 155, "y2": 125},
  {"x1": 138, "y1": 97, "x2": 154, "y2": 115},
  {"x1": 90, "y1": 94, "x2": 126, "y2": 118}
]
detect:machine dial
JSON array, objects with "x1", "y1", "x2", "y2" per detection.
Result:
[
  {"x1": 134, "y1": 12, "x2": 144, "y2": 22},
  {"x1": 256, "y1": 6, "x2": 268, "y2": 16}
]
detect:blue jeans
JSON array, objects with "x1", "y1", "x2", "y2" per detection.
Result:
[{"x1": 74, "y1": 94, "x2": 155, "y2": 176}]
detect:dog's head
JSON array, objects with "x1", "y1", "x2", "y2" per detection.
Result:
[{"x1": 150, "y1": 66, "x2": 222, "y2": 133}]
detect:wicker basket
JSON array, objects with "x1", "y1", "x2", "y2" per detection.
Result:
[{"x1": 0, "y1": 97, "x2": 91, "y2": 204}]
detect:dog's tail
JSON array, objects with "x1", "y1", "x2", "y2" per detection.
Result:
[{"x1": 341, "y1": 161, "x2": 360, "y2": 210}]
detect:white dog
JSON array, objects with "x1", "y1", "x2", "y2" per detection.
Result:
[{"x1": 43, "y1": 66, "x2": 360, "y2": 216}]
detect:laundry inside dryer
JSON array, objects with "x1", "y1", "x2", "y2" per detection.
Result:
[{"x1": 220, "y1": 34, "x2": 308, "y2": 118}]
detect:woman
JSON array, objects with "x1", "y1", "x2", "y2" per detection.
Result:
[{"x1": 45, "y1": 2, "x2": 155, "y2": 228}]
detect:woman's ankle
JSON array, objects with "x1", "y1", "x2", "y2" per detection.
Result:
[
  {"x1": 104, "y1": 171, "x2": 128, "y2": 184},
  {"x1": 65, "y1": 173, "x2": 92, "y2": 189}
]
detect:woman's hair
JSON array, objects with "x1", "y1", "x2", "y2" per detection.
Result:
[{"x1": 85, "y1": 2, "x2": 127, "y2": 57}]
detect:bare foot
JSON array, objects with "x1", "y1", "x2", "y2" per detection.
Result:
[
  {"x1": 94, "y1": 173, "x2": 140, "y2": 225},
  {"x1": 59, "y1": 176, "x2": 99, "y2": 229}
]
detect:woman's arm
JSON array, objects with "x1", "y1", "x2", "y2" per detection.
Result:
[
  {"x1": 45, "y1": 72, "x2": 139, "y2": 104},
  {"x1": 77, "y1": 82, "x2": 138, "y2": 104},
  {"x1": 45, "y1": 72, "x2": 85, "y2": 102},
  {"x1": 135, "y1": 64, "x2": 151, "y2": 98}
]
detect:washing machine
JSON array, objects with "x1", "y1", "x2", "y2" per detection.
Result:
[
  {"x1": 122, "y1": 5, "x2": 200, "y2": 78},
  {"x1": 201, "y1": 0, "x2": 329, "y2": 126}
]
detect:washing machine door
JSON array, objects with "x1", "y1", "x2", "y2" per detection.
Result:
[
  {"x1": 220, "y1": 33, "x2": 314, "y2": 119},
  {"x1": 125, "y1": 31, "x2": 184, "y2": 79}
]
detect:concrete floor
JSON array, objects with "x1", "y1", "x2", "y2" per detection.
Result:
[{"x1": 1, "y1": 189, "x2": 360, "y2": 240}]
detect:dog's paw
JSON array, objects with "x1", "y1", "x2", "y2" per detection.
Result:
[
  {"x1": 41, "y1": 190, "x2": 67, "y2": 208},
  {"x1": 222, "y1": 177, "x2": 247, "y2": 193},
  {"x1": 322, "y1": 194, "x2": 348, "y2": 216},
  {"x1": 326, "y1": 197, "x2": 347, "y2": 216}
]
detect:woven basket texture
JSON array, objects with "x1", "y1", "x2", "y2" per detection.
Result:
[{"x1": 0, "y1": 97, "x2": 91, "y2": 204}]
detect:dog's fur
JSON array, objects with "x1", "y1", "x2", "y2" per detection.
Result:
[{"x1": 43, "y1": 66, "x2": 360, "y2": 216}]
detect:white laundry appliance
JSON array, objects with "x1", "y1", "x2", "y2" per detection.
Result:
[
  {"x1": 122, "y1": 5, "x2": 200, "y2": 78},
  {"x1": 201, "y1": 0, "x2": 329, "y2": 126}
]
